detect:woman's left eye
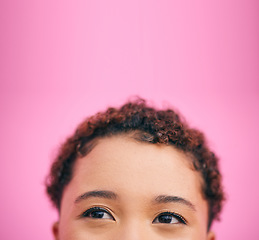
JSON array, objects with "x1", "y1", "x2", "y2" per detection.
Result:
[
  {"x1": 152, "y1": 212, "x2": 187, "y2": 225},
  {"x1": 81, "y1": 207, "x2": 115, "y2": 220}
]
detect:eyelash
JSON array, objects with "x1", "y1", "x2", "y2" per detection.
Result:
[{"x1": 81, "y1": 207, "x2": 187, "y2": 225}]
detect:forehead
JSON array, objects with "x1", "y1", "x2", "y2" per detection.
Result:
[{"x1": 69, "y1": 135, "x2": 205, "y2": 203}]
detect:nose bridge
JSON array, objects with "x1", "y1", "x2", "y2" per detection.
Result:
[{"x1": 115, "y1": 219, "x2": 150, "y2": 240}]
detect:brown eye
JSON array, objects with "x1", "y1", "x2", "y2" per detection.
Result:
[
  {"x1": 82, "y1": 207, "x2": 115, "y2": 220},
  {"x1": 153, "y1": 212, "x2": 186, "y2": 224}
]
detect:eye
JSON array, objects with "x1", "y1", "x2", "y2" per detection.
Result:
[
  {"x1": 81, "y1": 207, "x2": 115, "y2": 221},
  {"x1": 152, "y1": 212, "x2": 187, "y2": 225}
]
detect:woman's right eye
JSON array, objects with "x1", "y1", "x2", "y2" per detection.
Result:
[{"x1": 82, "y1": 207, "x2": 115, "y2": 221}]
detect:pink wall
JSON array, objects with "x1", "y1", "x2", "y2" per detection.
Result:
[{"x1": 1, "y1": 1, "x2": 259, "y2": 239}]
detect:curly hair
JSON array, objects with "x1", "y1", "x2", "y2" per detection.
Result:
[{"x1": 46, "y1": 98, "x2": 225, "y2": 229}]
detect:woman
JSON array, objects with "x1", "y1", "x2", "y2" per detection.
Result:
[{"x1": 46, "y1": 99, "x2": 225, "y2": 239}]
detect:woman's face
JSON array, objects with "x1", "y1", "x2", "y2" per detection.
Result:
[{"x1": 53, "y1": 135, "x2": 215, "y2": 240}]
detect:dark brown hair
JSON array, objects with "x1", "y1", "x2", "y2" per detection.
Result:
[{"x1": 46, "y1": 98, "x2": 225, "y2": 229}]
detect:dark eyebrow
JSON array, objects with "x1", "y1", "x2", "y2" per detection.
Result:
[
  {"x1": 74, "y1": 190, "x2": 117, "y2": 204},
  {"x1": 154, "y1": 195, "x2": 196, "y2": 211}
]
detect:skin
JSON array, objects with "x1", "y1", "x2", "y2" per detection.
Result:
[{"x1": 53, "y1": 135, "x2": 215, "y2": 240}]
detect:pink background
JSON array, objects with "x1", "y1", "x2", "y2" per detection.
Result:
[{"x1": 1, "y1": 1, "x2": 259, "y2": 239}]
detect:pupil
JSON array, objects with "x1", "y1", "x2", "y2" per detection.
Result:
[
  {"x1": 91, "y1": 211, "x2": 104, "y2": 218},
  {"x1": 159, "y1": 215, "x2": 172, "y2": 223}
]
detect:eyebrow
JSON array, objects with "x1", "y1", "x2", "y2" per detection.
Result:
[
  {"x1": 74, "y1": 190, "x2": 117, "y2": 203},
  {"x1": 154, "y1": 195, "x2": 196, "y2": 211},
  {"x1": 74, "y1": 191, "x2": 196, "y2": 211}
]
